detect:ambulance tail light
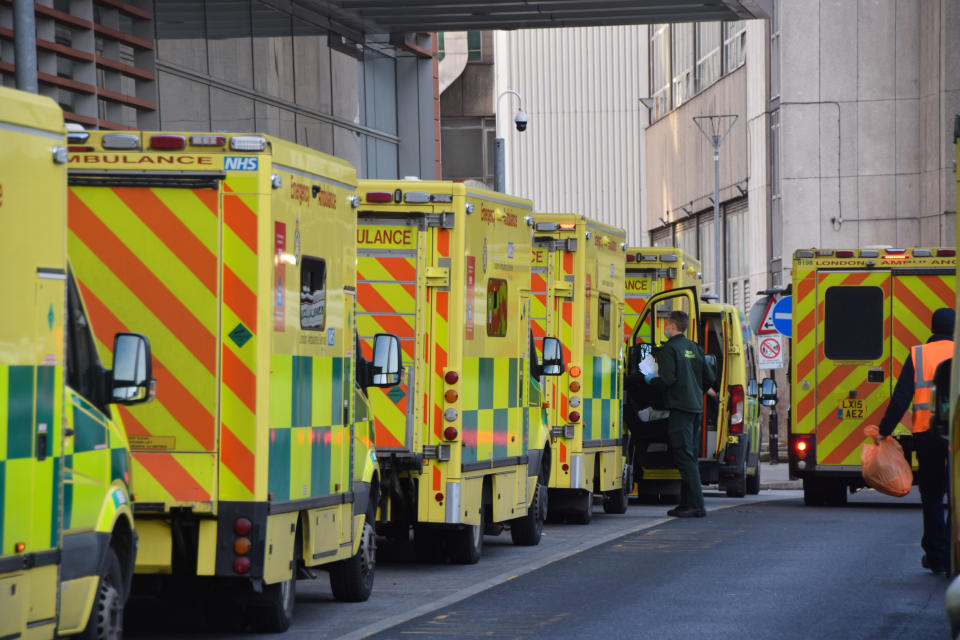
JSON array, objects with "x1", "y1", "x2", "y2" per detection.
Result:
[
  {"x1": 884, "y1": 248, "x2": 907, "y2": 261},
  {"x1": 626, "y1": 254, "x2": 636, "y2": 262},
  {"x1": 234, "y1": 518, "x2": 252, "y2": 536},
  {"x1": 938, "y1": 249, "x2": 956, "y2": 257},
  {"x1": 190, "y1": 135, "x2": 226, "y2": 147},
  {"x1": 835, "y1": 250, "x2": 854, "y2": 258},
  {"x1": 366, "y1": 191, "x2": 393, "y2": 203},
  {"x1": 728, "y1": 385, "x2": 744, "y2": 434},
  {"x1": 230, "y1": 136, "x2": 266, "y2": 151},
  {"x1": 150, "y1": 134, "x2": 186, "y2": 150},
  {"x1": 558, "y1": 223, "x2": 577, "y2": 230},
  {"x1": 102, "y1": 133, "x2": 140, "y2": 150},
  {"x1": 792, "y1": 434, "x2": 814, "y2": 464}
]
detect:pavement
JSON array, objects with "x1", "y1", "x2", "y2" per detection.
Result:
[{"x1": 758, "y1": 457, "x2": 802, "y2": 490}]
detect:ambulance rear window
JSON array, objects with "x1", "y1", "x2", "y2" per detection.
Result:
[
  {"x1": 300, "y1": 256, "x2": 326, "y2": 331},
  {"x1": 824, "y1": 285, "x2": 884, "y2": 360},
  {"x1": 598, "y1": 294, "x2": 612, "y2": 341},
  {"x1": 487, "y1": 278, "x2": 508, "y2": 337}
]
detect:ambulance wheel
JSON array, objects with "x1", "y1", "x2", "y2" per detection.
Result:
[
  {"x1": 329, "y1": 521, "x2": 376, "y2": 602},
  {"x1": 568, "y1": 490, "x2": 593, "y2": 525},
  {"x1": 449, "y1": 510, "x2": 484, "y2": 565},
  {"x1": 746, "y1": 460, "x2": 760, "y2": 495},
  {"x1": 603, "y1": 487, "x2": 629, "y2": 514},
  {"x1": 79, "y1": 547, "x2": 125, "y2": 640},
  {"x1": 254, "y1": 576, "x2": 296, "y2": 632},
  {"x1": 511, "y1": 481, "x2": 546, "y2": 546},
  {"x1": 726, "y1": 466, "x2": 746, "y2": 498}
]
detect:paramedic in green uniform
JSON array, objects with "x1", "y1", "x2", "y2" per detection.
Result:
[{"x1": 645, "y1": 310, "x2": 716, "y2": 518}]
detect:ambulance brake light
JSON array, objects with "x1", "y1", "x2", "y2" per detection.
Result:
[
  {"x1": 366, "y1": 192, "x2": 393, "y2": 203},
  {"x1": 796, "y1": 441, "x2": 807, "y2": 451},
  {"x1": 150, "y1": 134, "x2": 186, "y2": 150},
  {"x1": 939, "y1": 249, "x2": 956, "y2": 257},
  {"x1": 558, "y1": 223, "x2": 577, "y2": 230},
  {"x1": 728, "y1": 385, "x2": 744, "y2": 434},
  {"x1": 102, "y1": 133, "x2": 140, "y2": 150},
  {"x1": 229, "y1": 136, "x2": 266, "y2": 151},
  {"x1": 835, "y1": 250, "x2": 854, "y2": 258},
  {"x1": 626, "y1": 254, "x2": 636, "y2": 262},
  {"x1": 190, "y1": 135, "x2": 226, "y2": 146}
]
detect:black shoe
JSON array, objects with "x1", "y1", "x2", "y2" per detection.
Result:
[
  {"x1": 922, "y1": 554, "x2": 947, "y2": 575},
  {"x1": 673, "y1": 507, "x2": 706, "y2": 518},
  {"x1": 666, "y1": 507, "x2": 682, "y2": 517}
]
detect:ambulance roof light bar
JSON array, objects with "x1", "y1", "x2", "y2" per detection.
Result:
[
  {"x1": 660, "y1": 254, "x2": 678, "y2": 263},
  {"x1": 190, "y1": 135, "x2": 226, "y2": 147},
  {"x1": 938, "y1": 249, "x2": 956, "y2": 257},
  {"x1": 150, "y1": 134, "x2": 186, "y2": 150},
  {"x1": 912, "y1": 249, "x2": 932, "y2": 257},
  {"x1": 835, "y1": 250, "x2": 855, "y2": 258},
  {"x1": 101, "y1": 133, "x2": 140, "y2": 150},
  {"x1": 229, "y1": 136, "x2": 266, "y2": 152},
  {"x1": 859, "y1": 249, "x2": 879, "y2": 258},
  {"x1": 365, "y1": 192, "x2": 393, "y2": 203}
]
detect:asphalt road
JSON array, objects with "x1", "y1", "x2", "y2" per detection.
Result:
[{"x1": 368, "y1": 489, "x2": 949, "y2": 640}]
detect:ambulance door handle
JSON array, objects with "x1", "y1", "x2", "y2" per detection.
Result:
[{"x1": 867, "y1": 370, "x2": 884, "y2": 383}]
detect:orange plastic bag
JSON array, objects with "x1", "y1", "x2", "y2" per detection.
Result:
[{"x1": 861, "y1": 424, "x2": 913, "y2": 497}]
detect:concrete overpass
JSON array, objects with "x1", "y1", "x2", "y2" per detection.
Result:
[{"x1": 305, "y1": 0, "x2": 771, "y2": 36}]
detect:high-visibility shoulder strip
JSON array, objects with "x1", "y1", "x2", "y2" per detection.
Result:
[
  {"x1": 914, "y1": 344, "x2": 924, "y2": 386},
  {"x1": 0, "y1": 118, "x2": 65, "y2": 140},
  {"x1": 272, "y1": 162, "x2": 356, "y2": 192}
]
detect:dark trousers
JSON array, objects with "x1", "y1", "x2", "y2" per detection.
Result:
[
  {"x1": 914, "y1": 430, "x2": 949, "y2": 568},
  {"x1": 668, "y1": 409, "x2": 704, "y2": 510}
]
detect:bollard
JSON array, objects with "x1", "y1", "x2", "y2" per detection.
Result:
[{"x1": 768, "y1": 407, "x2": 779, "y2": 464}]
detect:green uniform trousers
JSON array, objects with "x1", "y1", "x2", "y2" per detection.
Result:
[{"x1": 668, "y1": 409, "x2": 704, "y2": 510}]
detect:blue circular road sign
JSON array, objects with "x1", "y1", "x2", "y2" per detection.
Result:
[{"x1": 772, "y1": 295, "x2": 792, "y2": 337}]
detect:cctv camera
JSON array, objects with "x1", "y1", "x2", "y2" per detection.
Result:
[{"x1": 514, "y1": 111, "x2": 528, "y2": 132}]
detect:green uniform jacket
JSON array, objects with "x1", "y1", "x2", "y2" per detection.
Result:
[{"x1": 651, "y1": 333, "x2": 716, "y2": 413}]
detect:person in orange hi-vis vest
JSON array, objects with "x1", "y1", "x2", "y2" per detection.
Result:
[{"x1": 877, "y1": 307, "x2": 954, "y2": 574}]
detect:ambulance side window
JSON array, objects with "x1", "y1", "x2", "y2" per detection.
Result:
[
  {"x1": 65, "y1": 272, "x2": 107, "y2": 413},
  {"x1": 598, "y1": 294, "x2": 611, "y2": 341},
  {"x1": 487, "y1": 278, "x2": 508, "y2": 337},
  {"x1": 824, "y1": 286, "x2": 883, "y2": 360},
  {"x1": 300, "y1": 256, "x2": 326, "y2": 331}
]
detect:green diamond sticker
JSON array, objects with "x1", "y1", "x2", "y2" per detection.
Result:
[
  {"x1": 386, "y1": 386, "x2": 405, "y2": 404},
  {"x1": 228, "y1": 323, "x2": 253, "y2": 348},
  {"x1": 47, "y1": 304, "x2": 55, "y2": 331}
]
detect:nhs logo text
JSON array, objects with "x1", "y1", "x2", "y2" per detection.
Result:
[{"x1": 225, "y1": 156, "x2": 258, "y2": 171}]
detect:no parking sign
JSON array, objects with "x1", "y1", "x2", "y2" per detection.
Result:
[{"x1": 758, "y1": 334, "x2": 784, "y2": 370}]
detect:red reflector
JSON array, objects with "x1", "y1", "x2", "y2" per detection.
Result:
[
  {"x1": 68, "y1": 145, "x2": 92, "y2": 152},
  {"x1": 150, "y1": 134, "x2": 186, "y2": 150},
  {"x1": 561, "y1": 463, "x2": 569, "y2": 472},
  {"x1": 444, "y1": 371, "x2": 459, "y2": 385},
  {"x1": 938, "y1": 249, "x2": 956, "y2": 257},
  {"x1": 626, "y1": 254, "x2": 636, "y2": 262},
  {"x1": 435, "y1": 492, "x2": 444, "y2": 502},
  {"x1": 835, "y1": 250, "x2": 854, "y2": 258},
  {"x1": 14, "y1": 542, "x2": 25, "y2": 553},
  {"x1": 443, "y1": 426, "x2": 458, "y2": 441},
  {"x1": 366, "y1": 191, "x2": 392, "y2": 203},
  {"x1": 569, "y1": 411, "x2": 580, "y2": 423},
  {"x1": 234, "y1": 518, "x2": 252, "y2": 535},
  {"x1": 233, "y1": 556, "x2": 251, "y2": 573}
]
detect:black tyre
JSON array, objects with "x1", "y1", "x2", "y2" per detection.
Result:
[
  {"x1": 746, "y1": 458, "x2": 761, "y2": 495},
  {"x1": 726, "y1": 464, "x2": 746, "y2": 498},
  {"x1": 253, "y1": 576, "x2": 296, "y2": 633},
  {"x1": 603, "y1": 465, "x2": 631, "y2": 514},
  {"x1": 449, "y1": 504, "x2": 484, "y2": 565},
  {"x1": 511, "y1": 480, "x2": 546, "y2": 546},
  {"x1": 79, "y1": 546, "x2": 125, "y2": 640},
  {"x1": 330, "y1": 521, "x2": 376, "y2": 602},
  {"x1": 567, "y1": 490, "x2": 593, "y2": 525}
]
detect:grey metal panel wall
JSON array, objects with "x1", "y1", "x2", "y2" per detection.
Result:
[{"x1": 494, "y1": 26, "x2": 647, "y2": 245}]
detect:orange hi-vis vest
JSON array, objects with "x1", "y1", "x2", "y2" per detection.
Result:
[{"x1": 912, "y1": 340, "x2": 954, "y2": 433}]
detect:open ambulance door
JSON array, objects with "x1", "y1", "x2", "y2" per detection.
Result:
[{"x1": 626, "y1": 286, "x2": 700, "y2": 375}]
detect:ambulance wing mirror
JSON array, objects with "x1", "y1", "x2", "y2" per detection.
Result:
[
  {"x1": 110, "y1": 333, "x2": 155, "y2": 405},
  {"x1": 541, "y1": 337, "x2": 565, "y2": 376},
  {"x1": 370, "y1": 333, "x2": 403, "y2": 388},
  {"x1": 760, "y1": 378, "x2": 778, "y2": 407}
]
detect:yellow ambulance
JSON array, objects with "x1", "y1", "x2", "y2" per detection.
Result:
[
  {"x1": 623, "y1": 247, "x2": 702, "y2": 342},
  {"x1": 530, "y1": 215, "x2": 629, "y2": 522},
  {"x1": 790, "y1": 247, "x2": 956, "y2": 506},
  {"x1": 1, "y1": 86, "x2": 154, "y2": 639},
  {"x1": 356, "y1": 180, "x2": 563, "y2": 562},
  {"x1": 67, "y1": 131, "x2": 402, "y2": 630}
]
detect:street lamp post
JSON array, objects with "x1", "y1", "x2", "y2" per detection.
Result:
[
  {"x1": 13, "y1": 0, "x2": 38, "y2": 92},
  {"x1": 693, "y1": 114, "x2": 738, "y2": 302},
  {"x1": 494, "y1": 89, "x2": 527, "y2": 193}
]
